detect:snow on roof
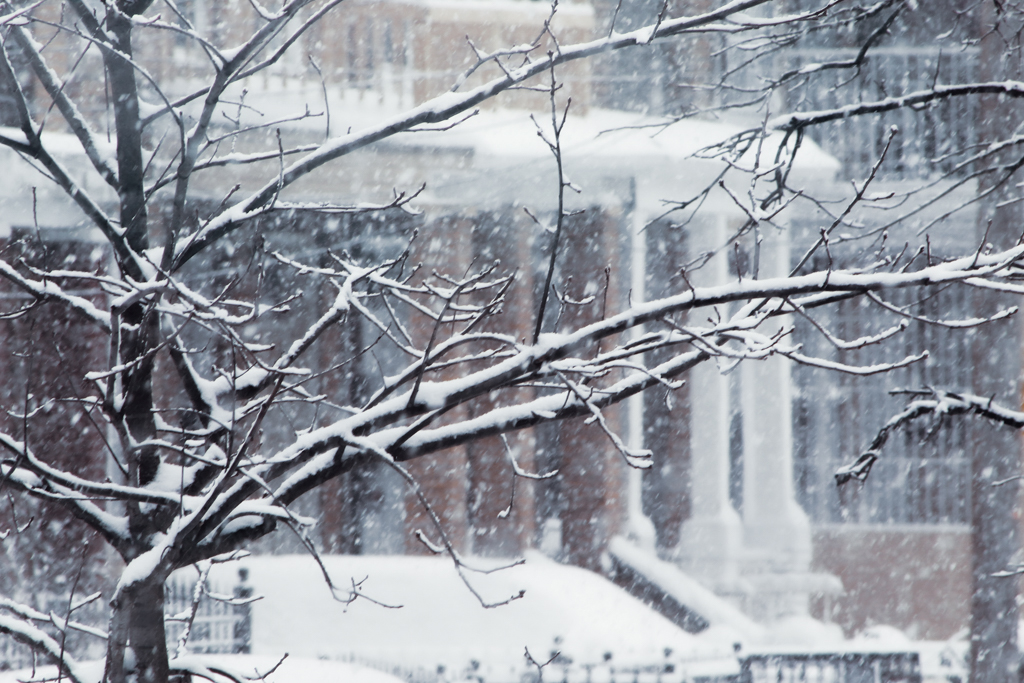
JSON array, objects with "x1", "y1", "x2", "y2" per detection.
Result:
[
  {"x1": 191, "y1": 552, "x2": 740, "y2": 680},
  {"x1": 389, "y1": 0, "x2": 594, "y2": 20},
  {"x1": 189, "y1": 68, "x2": 839, "y2": 215},
  {"x1": 368, "y1": 106, "x2": 837, "y2": 216},
  {"x1": 228, "y1": 76, "x2": 838, "y2": 179},
  {"x1": 400, "y1": 107, "x2": 837, "y2": 174},
  {"x1": 0, "y1": 127, "x2": 116, "y2": 235}
]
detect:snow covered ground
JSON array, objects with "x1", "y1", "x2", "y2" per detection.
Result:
[
  {"x1": 0, "y1": 551, "x2": 967, "y2": 682},
  {"x1": 178, "y1": 552, "x2": 740, "y2": 681},
  {"x1": 0, "y1": 655, "x2": 405, "y2": 683}
]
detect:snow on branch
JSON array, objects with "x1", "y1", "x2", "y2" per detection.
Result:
[
  {"x1": 0, "y1": 457, "x2": 132, "y2": 550},
  {"x1": 12, "y1": 0, "x2": 1024, "y2": 679},
  {"x1": 836, "y1": 389, "x2": 1024, "y2": 486},
  {"x1": 0, "y1": 595, "x2": 107, "y2": 641},
  {"x1": 769, "y1": 82, "x2": 1024, "y2": 134},
  {"x1": 0, "y1": 435, "x2": 145, "y2": 506},
  {"x1": 257, "y1": 245, "x2": 1024, "y2": 475},
  {"x1": 0, "y1": 258, "x2": 112, "y2": 330},
  {"x1": 0, "y1": 609, "x2": 90, "y2": 683},
  {"x1": 5, "y1": 21, "x2": 120, "y2": 189},
  {"x1": 866, "y1": 291, "x2": 1019, "y2": 329},
  {"x1": 556, "y1": 370, "x2": 654, "y2": 469},
  {"x1": 8, "y1": 233, "x2": 1024, "y2": 569},
  {"x1": 781, "y1": 349, "x2": 928, "y2": 376}
]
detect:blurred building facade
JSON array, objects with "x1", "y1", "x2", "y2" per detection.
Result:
[{"x1": 0, "y1": 0, "x2": 1006, "y2": 647}]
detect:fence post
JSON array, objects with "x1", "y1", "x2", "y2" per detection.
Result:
[{"x1": 233, "y1": 568, "x2": 252, "y2": 654}]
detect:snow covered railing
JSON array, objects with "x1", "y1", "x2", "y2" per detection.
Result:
[
  {"x1": 740, "y1": 650, "x2": 921, "y2": 683},
  {"x1": 164, "y1": 569, "x2": 253, "y2": 656},
  {"x1": 606, "y1": 540, "x2": 923, "y2": 683},
  {"x1": 330, "y1": 655, "x2": 738, "y2": 683},
  {"x1": 323, "y1": 654, "x2": 738, "y2": 683},
  {"x1": 525, "y1": 661, "x2": 734, "y2": 683}
]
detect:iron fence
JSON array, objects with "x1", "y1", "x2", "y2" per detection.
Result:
[
  {"x1": 741, "y1": 652, "x2": 922, "y2": 683},
  {"x1": 164, "y1": 568, "x2": 252, "y2": 656},
  {"x1": 3, "y1": 578, "x2": 933, "y2": 683}
]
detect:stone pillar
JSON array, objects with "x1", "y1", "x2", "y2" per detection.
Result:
[
  {"x1": 674, "y1": 215, "x2": 743, "y2": 585},
  {"x1": 740, "y1": 352, "x2": 811, "y2": 571},
  {"x1": 676, "y1": 361, "x2": 744, "y2": 583},
  {"x1": 739, "y1": 225, "x2": 813, "y2": 619},
  {"x1": 740, "y1": 226, "x2": 811, "y2": 563}
]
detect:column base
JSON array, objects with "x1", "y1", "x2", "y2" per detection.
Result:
[
  {"x1": 743, "y1": 499, "x2": 813, "y2": 574},
  {"x1": 675, "y1": 507, "x2": 744, "y2": 588}
]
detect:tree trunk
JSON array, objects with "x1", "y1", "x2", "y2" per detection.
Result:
[
  {"x1": 99, "y1": 14, "x2": 169, "y2": 682},
  {"x1": 104, "y1": 581, "x2": 170, "y2": 683},
  {"x1": 129, "y1": 582, "x2": 170, "y2": 683},
  {"x1": 103, "y1": 10, "x2": 148, "y2": 255},
  {"x1": 969, "y1": 5, "x2": 1024, "y2": 682},
  {"x1": 967, "y1": 412, "x2": 1022, "y2": 683}
]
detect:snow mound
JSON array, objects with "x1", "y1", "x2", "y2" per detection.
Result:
[
  {"x1": 762, "y1": 615, "x2": 845, "y2": 649},
  {"x1": 187, "y1": 552, "x2": 739, "y2": 680},
  {"x1": 852, "y1": 624, "x2": 912, "y2": 647}
]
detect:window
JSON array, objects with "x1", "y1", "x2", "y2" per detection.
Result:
[{"x1": 793, "y1": 281, "x2": 973, "y2": 525}]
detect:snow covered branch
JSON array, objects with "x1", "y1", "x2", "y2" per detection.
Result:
[
  {"x1": 836, "y1": 389, "x2": 1024, "y2": 486},
  {"x1": 0, "y1": 607, "x2": 91, "y2": 683}
]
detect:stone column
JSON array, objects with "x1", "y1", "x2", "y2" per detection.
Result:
[
  {"x1": 674, "y1": 215, "x2": 743, "y2": 585},
  {"x1": 740, "y1": 225, "x2": 812, "y2": 619},
  {"x1": 740, "y1": 352, "x2": 811, "y2": 571}
]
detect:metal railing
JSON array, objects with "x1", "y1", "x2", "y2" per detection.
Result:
[
  {"x1": 0, "y1": 578, "x2": 933, "y2": 683},
  {"x1": 741, "y1": 652, "x2": 922, "y2": 683},
  {"x1": 1, "y1": 571, "x2": 251, "y2": 671},
  {"x1": 341, "y1": 653, "x2": 924, "y2": 683},
  {"x1": 164, "y1": 568, "x2": 252, "y2": 656},
  {"x1": 379, "y1": 659, "x2": 740, "y2": 683}
]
